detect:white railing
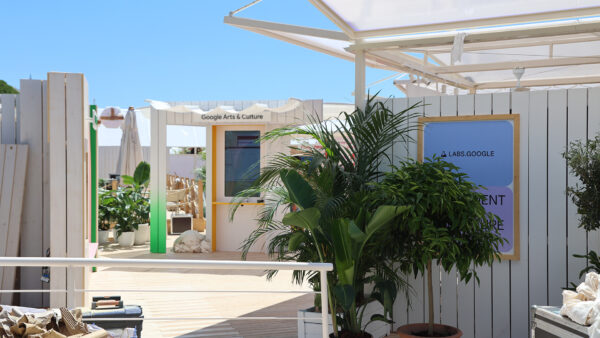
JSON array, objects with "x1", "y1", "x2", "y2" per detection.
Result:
[{"x1": 0, "y1": 257, "x2": 333, "y2": 338}]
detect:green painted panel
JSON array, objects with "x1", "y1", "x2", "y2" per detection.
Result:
[
  {"x1": 150, "y1": 195, "x2": 167, "y2": 253},
  {"x1": 90, "y1": 105, "x2": 98, "y2": 244}
]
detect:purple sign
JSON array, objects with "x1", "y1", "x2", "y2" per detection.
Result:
[
  {"x1": 422, "y1": 117, "x2": 518, "y2": 258},
  {"x1": 479, "y1": 186, "x2": 513, "y2": 252}
]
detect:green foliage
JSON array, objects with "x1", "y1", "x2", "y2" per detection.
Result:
[
  {"x1": 232, "y1": 96, "x2": 420, "y2": 337},
  {"x1": 375, "y1": 156, "x2": 505, "y2": 334},
  {"x1": 376, "y1": 157, "x2": 505, "y2": 282},
  {"x1": 563, "y1": 136, "x2": 600, "y2": 232},
  {"x1": 0, "y1": 80, "x2": 18, "y2": 94},
  {"x1": 99, "y1": 162, "x2": 151, "y2": 236}
]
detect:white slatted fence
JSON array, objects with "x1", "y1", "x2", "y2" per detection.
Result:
[{"x1": 387, "y1": 88, "x2": 599, "y2": 338}]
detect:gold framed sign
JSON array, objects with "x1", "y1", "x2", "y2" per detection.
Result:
[{"x1": 418, "y1": 114, "x2": 520, "y2": 260}]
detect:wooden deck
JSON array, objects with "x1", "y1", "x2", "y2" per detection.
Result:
[{"x1": 91, "y1": 237, "x2": 312, "y2": 337}]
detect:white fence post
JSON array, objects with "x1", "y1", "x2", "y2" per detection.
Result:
[{"x1": 320, "y1": 270, "x2": 329, "y2": 338}]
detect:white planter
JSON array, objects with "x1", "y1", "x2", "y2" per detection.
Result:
[
  {"x1": 98, "y1": 230, "x2": 110, "y2": 244},
  {"x1": 134, "y1": 223, "x2": 150, "y2": 245},
  {"x1": 297, "y1": 301, "x2": 391, "y2": 338},
  {"x1": 117, "y1": 232, "x2": 135, "y2": 248}
]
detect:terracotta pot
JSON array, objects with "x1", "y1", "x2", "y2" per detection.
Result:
[{"x1": 397, "y1": 324, "x2": 462, "y2": 338}]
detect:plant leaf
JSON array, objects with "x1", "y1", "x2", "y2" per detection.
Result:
[
  {"x1": 281, "y1": 208, "x2": 320, "y2": 231},
  {"x1": 333, "y1": 284, "x2": 355, "y2": 311},
  {"x1": 280, "y1": 169, "x2": 315, "y2": 209}
]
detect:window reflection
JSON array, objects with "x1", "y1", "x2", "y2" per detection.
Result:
[{"x1": 225, "y1": 130, "x2": 260, "y2": 197}]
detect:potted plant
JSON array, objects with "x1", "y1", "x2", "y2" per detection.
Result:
[
  {"x1": 563, "y1": 135, "x2": 600, "y2": 284},
  {"x1": 122, "y1": 161, "x2": 151, "y2": 245},
  {"x1": 375, "y1": 157, "x2": 505, "y2": 338},
  {"x1": 98, "y1": 189, "x2": 117, "y2": 244},
  {"x1": 232, "y1": 97, "x2": 420, "y2": 337}
]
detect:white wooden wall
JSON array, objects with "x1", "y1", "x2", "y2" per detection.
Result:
[
  {"x1": 0, "y1": 94, "x2": 20, "y2": 144},
  {"x1": 48, "y1": 72, "x2": 90, "y2": 308},
  {"x1": 386, "y1": 88, "x2": 600, "y2": 338},
  {"x1": 17, "y1": 80, "x2": 51, "y2": 307}
]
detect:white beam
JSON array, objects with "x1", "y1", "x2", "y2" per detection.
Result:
[
  {"x1": 348, "y1": 21, "x2": 600, "y2": 51},
  {"x1": 407, "y1": 34, "x2": 600, "y2": 54},
  {"x1": 308, "y1": 0, "x2": 356, "y2": 39},
  {"x1": 223, "y1": 16, "x2": 349, "y2": 41},
  {"x1": 476, "y1": 75, "x2": 600, "y2": 89},
  {"x1": 230, "y1": 24, "x2": 393, "y2": 70},
  {"x1": 433, "y1": 56, "x2": 600, "y2": 74},
  {"x1": 352, "y1": 7, "x2": 600, "y2": 38},
  {"x1": 355, "y1": 49, "x2": 366, "y2": 108},
  {"x1": 366, "y1": 51, "x2": 475, "y2": 89}
]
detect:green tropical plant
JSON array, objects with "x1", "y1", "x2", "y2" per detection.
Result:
[
  {"x1": 98, "y1": 189, "x2": 117, "y2": 231},
  {"x1": 375, "y1": 157, "x2": 506, "y2": 336},
  {"x1": 563, "y1": 135, "x2": 600, "y2": 286},
  {"x1": 232, "y1": 96, "x2": 420, "y2": 337}
]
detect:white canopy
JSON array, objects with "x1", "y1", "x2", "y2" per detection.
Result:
[{"x1": 226, "y1": 1, "x2": 600, "y2": 94}]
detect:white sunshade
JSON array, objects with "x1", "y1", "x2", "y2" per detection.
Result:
[{"x1": 319, "y1": 0, "x2": 600, "y2": 36}]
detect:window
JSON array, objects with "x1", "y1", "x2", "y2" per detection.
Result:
[{"x1": 224, "y1": 130, "x2": 260, "y2": 197}]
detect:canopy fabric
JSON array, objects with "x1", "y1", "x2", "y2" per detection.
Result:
[
  {"x1": 318, "y1": 0, "x2": 600, "y2": 36},
  {"x1": 226, "y1": 3, "x2": 600, "y2": 93},
  {"x1": 116, "y1": 108, "x2": 144, "y2": 177}
]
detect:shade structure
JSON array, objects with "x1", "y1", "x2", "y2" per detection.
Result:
[
  {"x1": 116, "y1": 108, "x2": 144, "y2": 177},
  {"x1": 226, "y1": 1, "x2": 600, "y2": 94}
]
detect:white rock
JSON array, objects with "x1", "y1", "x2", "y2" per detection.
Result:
[{"x1": 172, "y1": 230, "x2": 211, "y2": 253}]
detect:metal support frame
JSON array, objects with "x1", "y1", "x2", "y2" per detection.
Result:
[{"x1": 355, "y1": 49, "x2": 366, "y2": 108}]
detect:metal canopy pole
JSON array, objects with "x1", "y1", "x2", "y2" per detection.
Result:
[{"x1": 355, "y1": 48, "x2": 366, "y2": 109}]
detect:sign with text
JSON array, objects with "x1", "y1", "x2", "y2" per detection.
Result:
[
  {"x1": 418, "y1": 115, "x2": 520, "y2": 260},
  {"x1": 197, "y1": 111, "x2": 271, "y2": 124}
]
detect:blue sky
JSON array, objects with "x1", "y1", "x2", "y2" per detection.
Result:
[{"x1": 2, "y1": 1, "x2": 399, "y2": 107}]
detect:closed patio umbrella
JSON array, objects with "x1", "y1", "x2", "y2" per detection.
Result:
[{"x1": 116, "y1": 107, "x2": 143, "y2": 177}]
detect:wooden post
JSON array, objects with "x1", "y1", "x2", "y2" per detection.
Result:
[
  {"x1": 150, "y1": 106, "x2": 167, "y2": 253},
  {"x1": 48, "y1": 73, "x2": 90, "y2": 308}
]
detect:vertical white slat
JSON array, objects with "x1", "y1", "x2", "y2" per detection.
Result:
[
  {"x1": 18, "y1": 80, "x2": 45, "y2": 307},
  {"x1": 588, "y1": 87, "x2": 600, "y2": 256},
  {"x1": 407, "y1": 96, "x2": 425, "y2": 325},
  {"x1": 473, "y1": 93, "x2": 493, "y2": 338},
  {"x1": 0, "y1": 94, "x2": 17, "y2": 144},
  {"x1": 511, "y1": 90, "x2": 530, "y2": 338},
  {"x1": 15, "y1": 95, "x2": 20, "y2": 144},
  {"x1": 392, "y1": 98, "x2": 408, "y2": 166},
  {"x1": 167, "y1": 110, "x2": 176, "y2": 125},
  {"x1": 378, "y1": 98, "x2": 393, "y2": 176},
  {"x1": 439, "y1": 95, "x2": 458, "y2": 328},
  {"x1": 456, "y1": 94, "x2": 475, "y2": 338},
  {"x1": 48, "y1": 73, "x2": 67, "y2": 308},
  {"x1": 567, "y1": 88, "x2": 588, "y2": 285},
  {"x1": 529, "y1": 90, "x2": 549, "y2": 309},
  {"x1": 491, "y1": 91, "x2": 511, "y2": 338},
  {"x1": 175, "y1": 111, "x2": 185, "y2": 125},
  {"x1": 424, "y1": 95, "x2": 442, "y2": 325},
  {"x1": 0, "y1": 145, "x2": 29, "y2": 305},
  {"x1": 391, "y1": 97, "x2": 409, "y2": 329},
  {"x1": 547, "y1": 89, "x2": 568, "y2": 306},
  {"x1": 42, "y1": 80, "x2": 50, "y2": 307},
  {"x1": 65, "y1": 73, "x2": 86, "y2": 308},
  {"x1": 0, "y1": 145, "x2": 17, "y2": 290}
]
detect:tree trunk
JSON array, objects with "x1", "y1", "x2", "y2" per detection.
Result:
[{"x1": 427, "y1": 260, "x2": 434, "y2": 336}]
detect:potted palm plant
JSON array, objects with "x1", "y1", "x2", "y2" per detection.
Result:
[
  {"x1": 375, "y1": 157, "x2": 505, "y2": 338},
  {"x1": 232, "y1": 97, "x2": 420, "y2": 337}
]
